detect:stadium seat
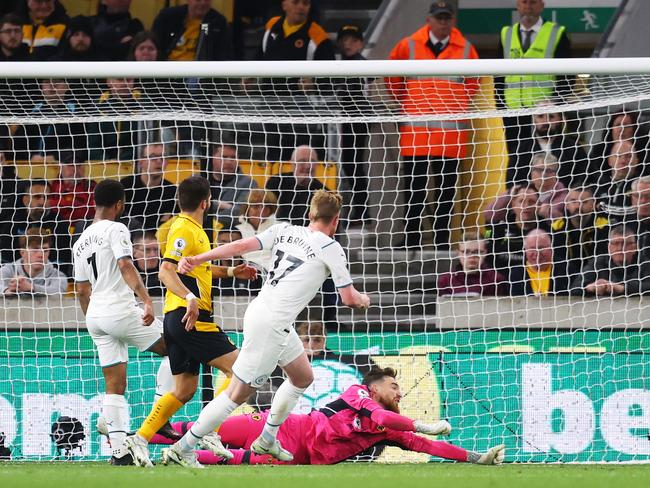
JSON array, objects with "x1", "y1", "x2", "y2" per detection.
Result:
[
  {"x1": 164, "y1": 159, "x2": 200, "y2": 184},
  {"x1": 239, "y1": 160, "x2": 273, "y2": 188}
]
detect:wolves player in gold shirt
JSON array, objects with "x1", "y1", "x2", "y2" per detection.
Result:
[{"x1": 125, "y1": 176, "x2": 256, "y2": 467}]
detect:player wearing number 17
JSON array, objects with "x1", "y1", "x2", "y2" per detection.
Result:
[{"x1": 164, "y1": 189, "x2": 370, "y2": 467}]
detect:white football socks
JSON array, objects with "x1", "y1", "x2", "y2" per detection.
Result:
[
  {"x1": 260, "y1": 380, "x2": 306, "y2": 445},
  {"x1": 103, "y1": 394, "x2": 130, "y2": 457},
  {"x1": 178, "y1": 392, "x2": 239, "y2": 453},
  {"x1": 154, "y1": 356, "x2": 174, "y2": 401}
]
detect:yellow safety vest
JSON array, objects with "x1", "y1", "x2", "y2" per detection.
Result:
[{"x1": 501, "y1": 21, "x2": 564, "y2": 109}]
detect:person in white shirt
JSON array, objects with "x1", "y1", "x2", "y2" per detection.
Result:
[
  {"x1": 73, "y1": 179, "x2": 176, "y2": 465},
  {"x1": 162, "y1": 189, "x2": 370, "y2": 468}
]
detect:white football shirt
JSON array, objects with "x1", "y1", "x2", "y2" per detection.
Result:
[
  {"x1": 254, "y1": 223, "x2": 353, "y2": 325},
  {"x1": 73, "y1": 219, "x2": 136, "y2": 317}
]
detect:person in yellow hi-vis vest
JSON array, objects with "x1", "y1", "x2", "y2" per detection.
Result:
[{"x1": 496, "y1": 0, "x2": 572, "y2": 187}]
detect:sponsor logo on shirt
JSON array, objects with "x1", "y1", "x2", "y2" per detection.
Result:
[
  {"x1": 352, "y1": 416, "x2": 361, "y2": 431},
  {"x1": 357, "y1": 388, "x2": 369, "y2": 399}
]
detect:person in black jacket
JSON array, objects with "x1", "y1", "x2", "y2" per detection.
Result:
[
  {"x1": 152, "y1": 0, "x2": 233, "y2": 61},
  {"x1": 14, "y1": 0, "x2": 69, "y2": 61},
  {"x1": 91, "y1": 0, "x2": 143, "y2": 61},
  {"x1": 595, "y1": 139, "x2": 643, "y2": 220},
  {"x1": 0, "y1": 13, "x2": 29, "y2": 60},
  {"x1": 50, "y1": 15, "x2": 101, "y2": 61},
  {"x1": 571, "y1": 224, "x2": 650, "y2": 296}
]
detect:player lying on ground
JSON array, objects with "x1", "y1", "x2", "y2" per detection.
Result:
[
  {"x1": 147, "y1": 366, "x2": 504, "y2": 466},
  {"x1": 158, "y1": 190, "x2": 370, "y2": 468}
]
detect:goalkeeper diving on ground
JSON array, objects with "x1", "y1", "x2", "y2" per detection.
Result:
[{"x1": 99, "y1": 366, "x2": 504, "y2": 466}]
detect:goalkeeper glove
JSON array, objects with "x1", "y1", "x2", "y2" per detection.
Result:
[{"x1": 413, "y1": 419, "x2": 452, "y2": 436}]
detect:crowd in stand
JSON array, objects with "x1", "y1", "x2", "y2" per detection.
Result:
[{"x1": 0, "y1": 0, "x2": 649, "y2": 302}]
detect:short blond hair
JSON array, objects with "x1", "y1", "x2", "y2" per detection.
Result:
[{"x1": 309, "y1": 189, "x2": 342, "y2": 222}]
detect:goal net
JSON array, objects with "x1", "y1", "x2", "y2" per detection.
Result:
[{"x1": 0, "y1": 58, "x2": 649, "y2": 463}]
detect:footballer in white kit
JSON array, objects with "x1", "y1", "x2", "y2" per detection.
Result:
[
  {"x1": 74, "y1": 179, "x2": 175, "y2": 466},
  {"x1": 164, "y1": 190, "x2": 370, "y2": 468}
]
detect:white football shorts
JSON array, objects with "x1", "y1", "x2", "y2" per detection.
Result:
[
  {"x1": 86, "y1": 306, "x2": 163, "y2": 367},
  {"x1": 232, "y1": 296, "x2": 304, "y2": 388}
]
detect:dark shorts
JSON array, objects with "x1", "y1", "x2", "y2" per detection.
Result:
[{"x1": 163, "y1": 308, "x2": 237, "y2": 375}]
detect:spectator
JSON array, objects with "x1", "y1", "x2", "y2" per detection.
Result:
[
  {"x1": 0, "y1": 228, "x2": 67, "y2": 295},
  {"x1": 336, "y1": 24, "x2": 372, "y2": 225},
  {"x1": 0, "y1": 180, "x2": 70, "y2": 270},
  {"x1": 15, "y1": 0, "x2": 69, "y2": 60},
  {"x1": 591, "y1": 111, "x2": 649, "y2": 178},
  {"x1": 152, "y1": 0, "x2": 233, "y2": 61},
  {"x1": 572, "y1": 224, "x2": 649, "y2": 296},
  {"x1": 127, "y1": 30, "x2": 159, "y2": 61},
  {"x1": 206, "y1": 143, "x2": 258, "y2": 221},
  {"x1": 12, "y1": 78, "x2": 83, "y2": 161},
  {"x1": 485, "y1": 185, "x2": 544, "y2": 271},
  {"x1": 554, "y1": 187, "x2": 608, "y2": 278},
  {"x1": 0, "y1": 147, "x2": 20, "y2": 224},
  {"x1": 212, "y1": 226, "x2": 263, "y2": 297},
  {"x1": 509, "y1": 228, "x2": 571, "y2": 296},
  {"x1": 260, "y1": 0, "x2": 334, "y2": 63},
  {"x1": 529, "y1": 153, "x2": 568, "y2": 220},
  {"x1": 507, "y1": 100, "x2": 590, "y2": 188},
  {"x1": 630, "y1": 176, "x2": 650, "y2": 259},
  {"x1": 387, "y1": 1, "x2": 479, "y2": 248},
  {"x1": 236, "y1": 189, "x2": 284, "y2": 270},
  {"x1": 48, "y1": 151, "x2": 96, "y2": 224},
  {"x1": 265, "y1": 145, "x2": 325, "y2": 227},
  {"x1": 497, "y1": 0, "x2": 572, "y2": 157},
  {"x1": 596, "y1": 140, "x2": 642, "y2": 219},
  {"x1": 437, "y1": 231, "x2": 506, "y2": 296},
  {"x1": 88, "y1": 77, "x2": 147, "y2": 162},
  {"x1": 91, "y1": 0, "x2": 143, "y2": 61},
  {"x1": 50, "y1": 15, "x2": 99, "y2": 61},
  {"x1": 0, "y1": 13, "x2": 29, "y2": 60},
  {"x1": 132, "y1": 230, "x2": 163, "y2": 296},
  {"x1": 120, "y1": 143, "x2": 177, "y2": 231}
]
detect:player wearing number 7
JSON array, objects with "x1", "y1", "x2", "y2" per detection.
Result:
[{"x1": 165, "y1": 189, "x2": 370, "y2": 467}]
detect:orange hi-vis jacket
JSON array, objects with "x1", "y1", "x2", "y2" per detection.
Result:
[{"x1": 388, "y1": 26, "x2": 479, "y2": 158}]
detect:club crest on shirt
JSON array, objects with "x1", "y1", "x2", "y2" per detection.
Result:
[{"x1": 352, "y1": 416, "x2": 362, "y2": 431}]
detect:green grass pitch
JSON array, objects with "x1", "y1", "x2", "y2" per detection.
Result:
[{"x1": 2, "y1": 463, "x2": 650, "y2": 488}]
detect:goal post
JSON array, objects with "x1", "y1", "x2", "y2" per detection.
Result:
[{"x1": 0, "y1": 58, "x2": 649, "y2": 463}]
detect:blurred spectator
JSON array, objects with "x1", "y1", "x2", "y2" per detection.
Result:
[
  {"x1": 265, "y1": 145, "x2": 325, "y2": 227},
  {"x1": 88, "y1": 77, "x2": 147, "y2": 162},
  {"x1": 91, "y1": 0, "x2": 143, "y2": 61},
  {"x1": 0, "y1": 148, "x2": 20, "y2": 224},
  {"x1": 12, "y1": 78, "x2": 83, "y2": 161},
  {"x1": 529, "y1": 153, "x2": 568, "y2": 220},
  {"x1": 120, "y1": 143, "x2": 177, "y2": 231},
  {"x1": 553, "y1": 187, "x2": 608, "y2": 279},
  {"x1": 596, "y1": 140, "x2": 642, "y2": 219},
  {"x1": 571, "y1": 224, "x2": 649, "y2": 296},
  {"x1": 437, "y1": 231, "x2": 506, "y2": 296},
  {"x1": 132, "y1": 230, "x2": 163, "y2": 296},
  {"x1": 152, "y1": 0, "x2": 233, "y2": 61},
  {"x1": 206, "y1": 143, "x2": 258, "y2": 221},
  {"x1": 484, "y1": 185, "x2": 544, "y2": 271},
  {"x1": 127, "y1": 30, "x2": 159, "y2": 61},
  {"x1": 48, "y1": 151, "x2": 95, "y2": 224},
  {"x1": 630, "y1": 177, "x2": 650, "y2": 257},
  {"x1": 336, "y1": 24, "x2": 371, "y2": 225},
  {"x1": 15, "y1": 0, "x2": 69, "y2": 61},
  {"x1": 260, "y1": 0, "x2": 334, "y2": 63},
  {"x1": 236, "y1": 189, "x2": 284, "y2": 270},
  {"x1": 497, "y1": 0, "x2": 572, "y2": 157},
  {"x1": 0, "y1": 228, "x2": 67, "y2": 295},
  {"x1": 0, "y1": 13, "x2": 29, "y2": 60},
  {"x1": 212, "y1": 226, "x2": 262, "y2": 296},
  {"x1": 387, "y1": 1, "x2": 479, "y2": 248},
  {"x1": 0, "y1": 180, "x2": 70, "y2": 270},
  {"x1": 509, "y1": 228, "x2": 571, "y2": 296},
  {"x1": 507, "y1": 100, "x2": 589, "y2": 188},
  {"x1": 591, "y1": 111, "x2": 649, "y2": 178},
  {"x1": 50, "y1": 15, "x2": 99, "y2": 61}
]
